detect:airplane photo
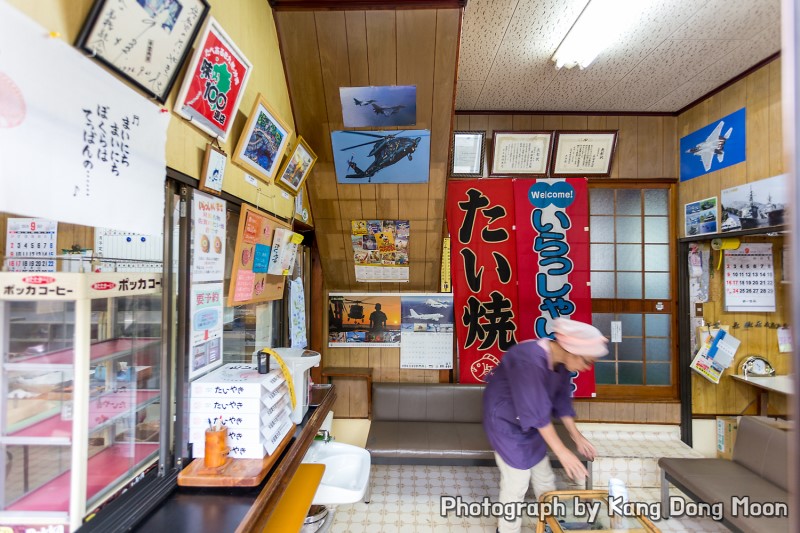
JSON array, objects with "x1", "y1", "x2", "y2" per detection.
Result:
[
  {"x1": 353, "y1": 98, "x2": 376, "y2": 106},
  {"x1": 425, "y1": 298, "x2": 449, "y2": 308},
  {"x1": 685, "y1": 120, "x2": 733, "y2": 172},
  {"x1": 406, "y1": 308, "x2": 444, "y2": 321},
  {"x1": 371, "y1": 103, "x2": 405, "y2": 116}
]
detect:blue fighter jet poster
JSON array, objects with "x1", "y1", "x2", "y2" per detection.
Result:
[
  {"x1": 680, "y1": 108, "x2": 746, "y2": 182},
  {"x1": 340, "y1": 85, "x2": 417, "y2": 127},
  {"x1": 331, "y1": 129, "x2": 431, "y2": 184}
]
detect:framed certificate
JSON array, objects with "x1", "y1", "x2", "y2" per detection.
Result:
[
  {"x1": 550, "y1": 131, "x2": 618, "y2": 177},
  {"x1": 489, "y1": 131, "x2": 553, "y2": 177},
  {"x1": 450, "y1": 131, "x2": 485, "y2": 177}
]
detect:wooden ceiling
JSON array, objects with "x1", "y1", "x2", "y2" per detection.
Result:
[{"x1": 274, "y1": 5, "x2": 461, "y2": 292}]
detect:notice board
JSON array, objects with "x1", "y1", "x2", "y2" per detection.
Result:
[{"x1": 228, "y1": 203, "x2": 291, "y2": 305}]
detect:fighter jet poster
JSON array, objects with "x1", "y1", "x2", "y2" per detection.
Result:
[
  {"x1": 331, "y1": 129, "x2": 431, "y2": 184},
  {"x1": 340, "y1": 85, "x2": 416, "y2": 127},
  {"x1": 679, "y1": 108, "x2": 746, "y2": 182}
]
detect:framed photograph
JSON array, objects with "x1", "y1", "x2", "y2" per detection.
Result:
[
  {"x1": 450, "y1": 131, "x2": 485, "y2": 177},
  {"x1": 233, "y1": 94, "x2": 294, "y2": 183},
  {"x1": 550, "y1": 130, "x2": 618, "y2": 177},
  {"x1": 174, "y1": 17, "x2": 252, "y2": 142},
  {"x1": 75, "y1": 0, "x2": 210, "y2": 103},
  {"x1": 275, "y1": 137, "x2": 317, "y2": 195},
  {"x1": 489, "y1": 131, "x2": 553, "y2": 177},
  {"x1": 199, "y1": 143, "x2": 227, "y2": 195}
]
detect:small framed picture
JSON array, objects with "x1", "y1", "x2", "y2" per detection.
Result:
[
  {"x1": 75, "y1": 0, "x2": 210, "y2": 103},
  {"x1": 489, "y1": 131, "x2": 553, "y2": 177},
  {"x1": 233, "y1": 94, "x2": 294, "y2": 183},
  {"x1": 550, "y1": 131, "x2": 618, "y2": 177},
  {"x1": 450, "y1": 131, "x2": 485, "y2": 177},
  {"x1": 174, "y1": 17, "x2": 252, "y2": 142},
  {"x1": 275, "y1": 137, "x2": 317, "y2": 196},
  {"x1": 199, "y1": 144, "x2": 227, "y2": 195}
]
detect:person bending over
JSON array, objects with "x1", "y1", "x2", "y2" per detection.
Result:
[{"x1": 483, "y1": 318, "x2": 609, "y2": 533}]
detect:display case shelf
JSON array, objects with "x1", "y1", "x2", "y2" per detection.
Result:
[
  {"x1": 0, "y1": 271, "x2": 164, "y2": 531},
  {"x1": 6, "y1": 390, "x2": 160, "y2": 441},
  {"x1": 5, "y1": 338, "x2": 159, "y2": 369},
  {"x1": 6, "y1": 442, "x2": 159, "y2": 513}
]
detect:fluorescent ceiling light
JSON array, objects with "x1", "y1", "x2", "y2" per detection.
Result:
[{"x1": 552, "y1": 0, "x2": 649, "y2": 70}]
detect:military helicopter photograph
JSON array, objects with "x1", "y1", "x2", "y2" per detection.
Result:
[{"x1": 331, "y1": 129, "x2": 431, "y2": 184}]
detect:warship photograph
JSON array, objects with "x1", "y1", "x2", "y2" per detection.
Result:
[{"x1": 720, "y1": 174, "x2": 787, "y2": 233}]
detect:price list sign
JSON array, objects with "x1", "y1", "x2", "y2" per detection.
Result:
[
  {"x1": 5, "y1": 218, "x2": 57, "y2": 272},
  {"x1": 724, "y1": 243, "x2": 776, "y2": 312}
]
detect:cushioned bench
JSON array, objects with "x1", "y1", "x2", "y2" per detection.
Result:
[
  {"x1": 659, "y1": 416, "x2": 789, "y2": 533},
  {"x1": 366, "y1": 382, "x2": 592, "y2": 488}
]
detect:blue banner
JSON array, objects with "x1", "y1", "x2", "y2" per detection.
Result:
[{"x1": 680, "y1": 108, "x2": 746, "y2": 182}]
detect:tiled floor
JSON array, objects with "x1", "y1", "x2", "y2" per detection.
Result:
[{"x1": 326, "y1": 464, "x2": 731, "y2": 532}]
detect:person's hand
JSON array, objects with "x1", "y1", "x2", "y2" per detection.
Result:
[
  {"x1": 555, "y1": 449, "x2": 588, "y2": 481},
  {"x1": 571, "y1": 433, "x2": 597, "y2": 461}
]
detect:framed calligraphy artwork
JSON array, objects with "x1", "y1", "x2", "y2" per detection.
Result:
[
  {"x1": 174, "y1": 17, "x2": 252, "y2": 142},
  {"x1": 76, "y1": 0, "x2": 210, "y2": 103},
  {"x1": 550, "y1": 130, "x2": 618, "y2": 177},
  {"x1": 489, "y1": 131, "x2": 553, "y2": 177}
]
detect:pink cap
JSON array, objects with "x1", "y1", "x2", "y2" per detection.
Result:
[{"x1": 553, "y1": 318, "x2": 609, "y2": 358}]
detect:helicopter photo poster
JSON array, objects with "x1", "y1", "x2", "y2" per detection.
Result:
[
  {"x1": 331, "y1": 129, "x2": 431, "y2": 184},
  {"x1": 328, "y1": 294, "x2": 402, "y2": 347}
]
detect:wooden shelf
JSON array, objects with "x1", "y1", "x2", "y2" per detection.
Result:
[{"x1": 177, "y1": 425, "x2": 295, "y2": 488}]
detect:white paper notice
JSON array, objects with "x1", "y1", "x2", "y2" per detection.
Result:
[
  {"x1": 778, "y1": 327, "x2": 793, "y2": 353},
  {"x1": 724, "y1": 243, "x2": 776, "y2": 312},
  {"x1": 192, "y1": 192, "x2": 226, "y2": 282},
  {"x1": 0, "y1": 3, "x2": 169, "y2": 235}
]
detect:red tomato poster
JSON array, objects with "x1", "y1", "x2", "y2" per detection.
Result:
[{"x1": 175, "y1": 18, "x2": 251, "y2": 142}]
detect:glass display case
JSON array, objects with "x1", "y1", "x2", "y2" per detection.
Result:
[{"x1": 0, "y1": 272, "x2": 162, "y2": 532}]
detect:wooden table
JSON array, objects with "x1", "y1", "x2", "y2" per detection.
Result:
[
  {"x1": 321, "y1": 367, "x2": 373, "y2": 418},
  {"x1": 535, "y1": 490, "x2": 660, "y2": 533},
  {"x1": 731, "y1": 374, "x2": 793, "y2": 415}
]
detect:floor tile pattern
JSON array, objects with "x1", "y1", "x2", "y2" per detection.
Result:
[{"x1": 327, "y1": 465, "x2": 730, "y2": 532}]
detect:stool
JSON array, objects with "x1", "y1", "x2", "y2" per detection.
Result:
[{"x1": 321, "y1": 367, "x2": 373, "y2": 418}]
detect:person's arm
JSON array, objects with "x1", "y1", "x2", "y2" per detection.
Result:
[
  {"x1": 538, "y1": 422, "x2": 588, "y2": 481},
  {"x1": 560, "y1": 415, "x2": 597, "y2": 461}
]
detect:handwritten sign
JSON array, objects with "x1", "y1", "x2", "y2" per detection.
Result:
[{"x1": 0, "y1": 3, "x2": 169, "y2": 235}]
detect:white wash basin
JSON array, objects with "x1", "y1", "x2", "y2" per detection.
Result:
[{"x1": 301, "y1": 441, "x2": 371, "y2": 505}]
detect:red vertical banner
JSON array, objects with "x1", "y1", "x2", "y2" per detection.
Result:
[
  {"x1": 514, "y1": 178, "x2": 595, "y2": 396},
  {"x1": 447, "y1": 180, "x2": 520, "y2": 384}
]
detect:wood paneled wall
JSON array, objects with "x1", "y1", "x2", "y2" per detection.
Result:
[
  {"x1": 677, "y1": 59, "x2": 790, "y2": 416},
  {"x1": 275, "y1": 8, "x2": 461, "y2": 294},
  {"x1": 454, "y1": 114, "x2": 678, "y2": 180},
  {"x1": 275, "y1": 7, "x2": 461, "y2": 418}
]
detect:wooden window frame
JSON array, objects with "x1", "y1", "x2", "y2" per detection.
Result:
[{"x1": 588, "y1": 179, "x2": 679, "y2": 401}]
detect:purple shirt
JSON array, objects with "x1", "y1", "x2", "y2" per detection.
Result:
[{"x1": 482, "y1": 339, "x2": 576, "y2": 470}]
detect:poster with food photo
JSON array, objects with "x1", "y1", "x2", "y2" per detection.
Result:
[
  {"x1": 192, "y1": 192, "x2": 226, "y2": 282},
  {"x1": 228, "y1": 203, "x2": 290, "y2": 305}
]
